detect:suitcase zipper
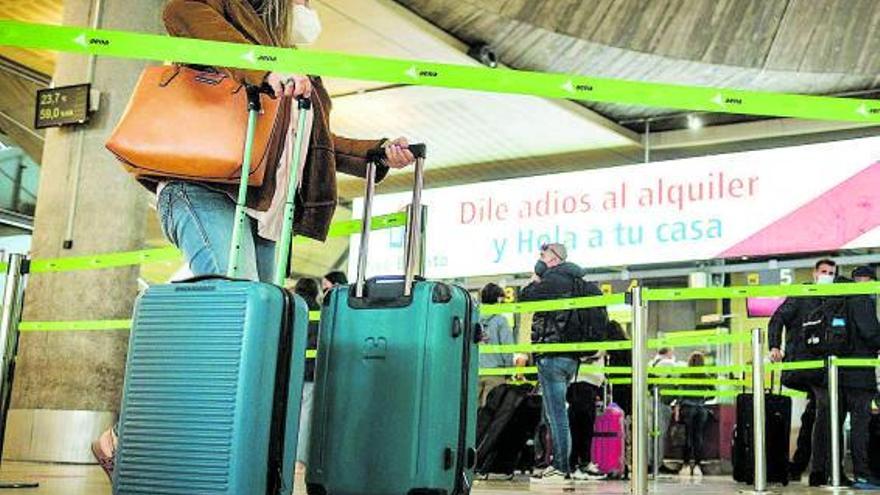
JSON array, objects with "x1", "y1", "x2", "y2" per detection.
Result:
[
  {"x1": 454, "y1": 286, "x2": 474, "y2": 494},
  {"x1": 266, "y1": 287, "x2": 295, "y2": 495}
]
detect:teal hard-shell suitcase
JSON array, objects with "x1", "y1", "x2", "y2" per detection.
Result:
[
  {"x1": 306, "y1": 147, "x2": 480, "y2": 495},
  {"x1": 113, "y1": 89, "x2": 312, "y2": 495}
]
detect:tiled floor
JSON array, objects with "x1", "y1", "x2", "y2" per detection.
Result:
[{"x1": 0, "y1": 462, "x2": 870, "y2": 494}]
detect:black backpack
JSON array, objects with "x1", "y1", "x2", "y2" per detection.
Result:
[
  {"x1": 558, "y1": 278, "x2": 609, "y2": 345},
  {"x1": 802, "y1": 297, "x2": 850, "y2": 357}
]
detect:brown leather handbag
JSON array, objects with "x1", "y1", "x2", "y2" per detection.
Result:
[{"x1": 106, "y1": 65, "x2": 284, "y2": 186}]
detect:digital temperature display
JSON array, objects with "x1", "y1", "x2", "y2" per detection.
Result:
[{"x1": 34, "y1": 84, "x2": 90, "y2": 129}]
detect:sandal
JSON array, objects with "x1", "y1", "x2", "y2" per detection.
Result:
[{"x1": 91, "y1": 439, "x2": 115, "y2": 482}]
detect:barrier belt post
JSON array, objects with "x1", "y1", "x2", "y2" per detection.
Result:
[
  {"x1": 652, "y1": 385, "x2": 661, "y2": 480},
  {"x1": 751, "y1": 328, "x2": 768, "y2": 493},
  {"x1": 0, "y1": 254, "x2": 38, "y2": 488},
  {"x1": 829, "y1": 356, "x2": 841, "y2": 488},
  {"x1": 630, "y1": 287, "x2": 648, "y2": 495}
]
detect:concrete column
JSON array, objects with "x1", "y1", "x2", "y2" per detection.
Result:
[{"x1": 6, "y1": 0, "x2": 165, "y2": 462}]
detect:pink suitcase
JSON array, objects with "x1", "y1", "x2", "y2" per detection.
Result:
[{"x1": 590, "y1": 402, "x2": 626, "y2": 475}]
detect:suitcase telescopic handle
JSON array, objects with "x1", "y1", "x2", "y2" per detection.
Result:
[{"x1": 355, "y1": 144, "x2": 427, "y2": 298}]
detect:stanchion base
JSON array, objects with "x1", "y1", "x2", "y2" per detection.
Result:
[
  {"x1": 650, "y1": 474, "x2": 676, "y2": 481},
  {"x1": 0, "y1": 481, "x2": 39, "y2": 489}
]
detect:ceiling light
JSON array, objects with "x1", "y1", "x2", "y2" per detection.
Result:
[{"x1": 687, "y1": 114, "x2": 703, "y2": 130}]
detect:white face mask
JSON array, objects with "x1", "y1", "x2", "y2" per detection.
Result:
[
  {"x1": 816, "y1": 274, "x2": 835, "y2": 285},
  {"x1": 291, "y1": 4, "x2": 322, "y2": 45}
]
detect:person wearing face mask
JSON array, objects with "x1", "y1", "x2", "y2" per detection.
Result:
[
  {"x1": 156, "y1": 0, "x2": 414, "y2": 281},
  {"x1": 153, "y1": 0, "x2": 416, "y2": 280},
  {"x1": 519, "y1": 243, "x2": 606, "y2": 482},
  {"x1": 90, "y1": 0, "x2": 416, "y2": 479},
  {"x1": 768, "y1": 258, "x2": 838, "y2": 485}
]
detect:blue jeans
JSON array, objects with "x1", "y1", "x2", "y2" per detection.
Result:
[
  {"x1": 157, "y1": 182, "x2": 276, "y2": 282},
  {"x1": 538, "y1": 356, "x2": 579, "y2": 473},
  {"x1": 296, "y1": 381, "x2": 314, "y2": 464}
]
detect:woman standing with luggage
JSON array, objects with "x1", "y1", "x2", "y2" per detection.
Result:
[
  {"x1": 91, "y1": 0, "x2": 416, "y2": 477},
  {"x1": 156, "y1": 0, "x2": 415, "y2": 280}
]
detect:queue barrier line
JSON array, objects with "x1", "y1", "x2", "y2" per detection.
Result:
[
  {"x1": 609, "y1": 379, "x2": 810, "y2": 399},
  {"x1": 19, "y1": 312, "x2": 323, "y2": 330},
  {"x1": 479, "y1": 282, "x2": 880, "y2": 316},
  {"x1": 325, "y1": 213, "x2": 407, "y2": 237},
  {"x1": 643, "y1": 282, "x2": 880, "y2": 302},
  {"x1": 2, "y1": 21, "x2": 880, "y2": 122},
  {"x1": 649, "y1": 364, "x2": 751, "y2": 375},
  {"x1": 479, "y1": 365, "x2": 634, "y2": 377},
  {"x1": 6, "y1": 212, "x2": 406, "y2": 275},
  {"x1": 480, "y1": 332, "x2": 749, "y2": 355},
  {"x1": 835, "y1": 358, "x2": 880, "y2": 368},
  {"x1": 657, "y1": 388, "x2": 809, "y2": 399},
  {"x1": 480, "y1": 294, "x2": 625, "y2": 315},
  {"x1": 648, "y1": 332, "x2": 751, "y2": 348},
  {"x1": 610, "y1": 378, "x2": 748, "y2": 386},
  {"x1": 479, "y1": 340, "x2": 632, "y2": 354},
  {"x1": 13, "y1": 315, "x2": 862, "y2": 380},
  {"x1": 479, "y1": 366, "x2": 538, "y2": 377},
  {"x1": 18, "y1": 319, "x2": 133, "y2": 331},
  {"x1": 26, "y1": 246, "x2": 182, "y2": 274},
  {"x1": 8, "y1": 279, "x2": 880, "y2": 318},
  {"x1": 767, "y1": 360, "x2": 826, "y2": 371},
  {"x1": 646, "y1": 377, "x2": 748, "y2": 386},
  {"x1": 657, "y1": 328, "x2": 729, "y2": 339},
  {"x1": 659, "y1": 389, "x2": 735, "y2": 398}
]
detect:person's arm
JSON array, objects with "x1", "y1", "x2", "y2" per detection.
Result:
[
  {"x1": 497, "y1": 317, "x2": 515, "y2": 368},
  {"x1": 583, "y1": 282, "x2": 609, "y2": 339},
  {"x1": 513, "y1": 313, "x2": 532, "y2": 368},
  {"x1": 332, "y1": 134, "x2": 390, "y2": 180},
  {"x1": 520, "y1": 277, "x2": 563, "y2": 302},
  {"x1": 850, "y1": 296, "x2": 880, "y2": 351},
  {"x1": 519, "y1": 281, "x2": 540, "y2": 301},
  {"x1": 768, "y1": 297, "x2": 796, "y2": 359},
  {"x1": 162, "y1": 0, "x2": 268, "y2": 86}
]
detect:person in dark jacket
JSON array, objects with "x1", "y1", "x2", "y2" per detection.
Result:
[
  {"x1": 671, "y1": 352, "x2": 715, "y2": 477},
  {"x1": 842, "y1": 270, "x2": 880, "y2": 490},
  {"x1": 768, "y1": 258, "x2": 836, "y2": 483},
  {"x1": 294, "y1": 277, "x2": 321, "y2": 474},
  {"x1": 606, "y1": 321, "x2": 632, "y2": 416},
  {"x1": 520, "y1": 243, "x2": 606, "y2": 482}
]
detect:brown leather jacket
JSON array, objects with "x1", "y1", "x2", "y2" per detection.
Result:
[{"x1": 162, "y1": 0, "x2": 389, "y2": 241}]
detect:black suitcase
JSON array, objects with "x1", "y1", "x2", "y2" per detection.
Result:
[
  {"x1": 476, "y1": 384, "x2": 542, "y2": 475},
  {"x1": 869, "y1": 413, "x2": 880, "y2": 479},
  {"x1": 732, "y1": 391, "x2": 792, "y2": 486}
]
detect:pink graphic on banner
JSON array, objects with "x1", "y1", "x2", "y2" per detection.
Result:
[{"x1": 720, "y1": 161, "x2": 880, "y2": 258}]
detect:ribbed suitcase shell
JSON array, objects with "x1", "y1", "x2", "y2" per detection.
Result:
[
  {"x1": 114, "y1": 279, "x2": 308, "y2": 495},
  {"x1": 306, "y1": 281, "x2": 478, "y2": 495}
]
